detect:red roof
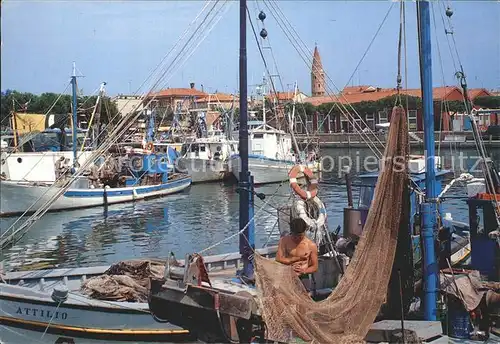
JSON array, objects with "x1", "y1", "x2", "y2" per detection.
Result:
[
  {"x1": 305, "y1": 85, "x2": 490, "y2": 106},
  {"x1": 266, "y1": 91, "x2": 303, "y2": 102},
  {"x1": 197, "y1": 93, "x2": 238, "y2": 103},
  {"x1": 468, "y1": 88, "x2": 492, "y2": 99},
  {"x1": 341, "y1": 85, "x2": 376, "y2": 94},
  {"x1": 206, "y1": 111, "x2": 221, "y2": 126},
  {"x1": 151, "y1": 88, "x2": 207, "y2": 98}
]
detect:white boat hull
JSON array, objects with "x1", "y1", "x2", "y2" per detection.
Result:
[
  {"x1": 0, "y1": 249, "x2": 279, "y2": 342},
  {"x1": 0, "y1": 176, "x2": 192, "y2": 217},
  {"x1": 177, "y1": 158, "x2": 229, "y2": 183},
  {"x1": 0, "y1": 265, "x2": 188, "y2": 342},
  {"x1": 229, "y1": 156, "x2": 320, "y2": 185},
  {"x1": 0, "y1": 326, "x2": 184, "y2": 344},
  {"x1": 1, "y1": 151, "x2": 95, "y2": 183}
]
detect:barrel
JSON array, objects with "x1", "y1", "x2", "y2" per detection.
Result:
[{"x1": 447, "y1": 297, "x2": 473, "y2": 339}]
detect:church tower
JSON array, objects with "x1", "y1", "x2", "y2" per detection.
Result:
[{"x1": 311, "y1": 45, "x2": 325, "y2": 97}]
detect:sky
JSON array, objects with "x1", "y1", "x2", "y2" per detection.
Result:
[{"x1": 1, "y1": 1, "x2": 499, "y2": 97}]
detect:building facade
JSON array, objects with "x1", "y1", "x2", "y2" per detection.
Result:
[
  {"x1": 301, "y1": 85, "x2": 493, "y2": 134},
  {"x1": 114, "y1": 95, "x2": 144, "y2": 117},
  {"x1": 149, "y1": 83, "x2": 207, "y2": 114}
]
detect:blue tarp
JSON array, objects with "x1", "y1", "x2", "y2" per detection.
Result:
[{"x1": 167, "y1": 146, "x2": 179, "y2": 164}]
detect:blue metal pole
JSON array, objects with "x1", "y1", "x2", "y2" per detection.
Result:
[
  {"x1": 71, "y1": 62, "x2": 78, "y2": 167},
  {"x1": 417, "y1": 0, "x2": 438, "y2": 321},
  {"x1": 238, "y1": 0, "x2": 254, "y2": 279}
]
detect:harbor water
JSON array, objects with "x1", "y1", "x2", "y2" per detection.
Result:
[{"x1": 1, "y1": 147, "x2": 499, "y2": 272}]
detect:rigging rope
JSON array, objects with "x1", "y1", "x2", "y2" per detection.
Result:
[
  {"x1": 264, "y1": 0, "x2": 386, "y2": 159},
  {"x1": 5, "y1": 81, "x2": 71, "y2": 156},
  {"x1": 431, "y1": 2, "x2": 456, "y2": 164},
  {"x1": 1, "y1": 0, "x2": 230, "y2": 248},
  {"x1": 396, "y1": 0, "x2": 403, "y2": 96},
  {"x1": 345, "y1": 2, "x2": 397, "y2": 91},
  {"x1": 197, "y1": 181, "x2": 288, "y2": 255},
  {"x1": 437, "y1": 2, "x2": 500, "y2": 226},
  {"x1": 246, "y1": 7, "x2": 305, "y2": 174}
]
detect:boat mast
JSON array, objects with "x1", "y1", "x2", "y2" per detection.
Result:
[
  {"x1": 239, "y1": 0, "x2": 255, "y2": 279},
  {"x1": 11, "y1": 98, "x2": 18, "y2": 151},
  {"x1": 146, "y1": 103, "x2": 156, "y2": 146},
  {"x1": 261, "y1": 74, "x2": 266, "y2": 126},
  {"x1": 92, "y1": 82, "x2": 106, "y2": 149},
  {"x1": 71, "y1": 62, "x2": 78, "y2": 167},
  {"x1": 417, "y1": 0, "x2": 438, "y2": 321},
  {"x1": 290, "y1": 81, "x2": 301, "y2": 163}
]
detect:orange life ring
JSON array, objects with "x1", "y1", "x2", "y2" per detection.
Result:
[
  {"x1": 289, "y1": 165, "x2": 318, "y2": 200},
  {"x1": 146, "y1": 142, "x2": 154, "y2": 152}
]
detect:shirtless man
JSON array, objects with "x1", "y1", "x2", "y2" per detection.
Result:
[{"x1": 276, "y1": 217, "x2": 318, "y2": 276}]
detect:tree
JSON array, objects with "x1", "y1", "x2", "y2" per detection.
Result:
[{"x1": 0, "y1": 90, "x2": 119, "y2": 131}]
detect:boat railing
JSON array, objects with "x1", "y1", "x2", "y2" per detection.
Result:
[
  {"x1": 3, "y1": 265, "x2": 110, "y2": 283},
  {"x1": 202, "y1": 246, "x2": 277, "y2": 272}
]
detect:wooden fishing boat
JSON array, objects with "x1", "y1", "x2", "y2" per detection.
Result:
[
  {"x1": 0, "y1": 173, "x2": 191, "y2": 217},
  {"x1": 0, "y1": 263, "x2": 190, "y2": 342},
  {"x1": 178, "y1": 129, "x2": 238, "y2": 183},
  {"x1": 146, "y1": 1, "x2": 500, "y2": 341},
  {"x1": 0, "y1": 247, "x2": 283, "y2": 343}
]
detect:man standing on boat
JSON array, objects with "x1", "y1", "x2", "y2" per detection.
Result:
[
  {"x1": 88, "y1": 161, "x2": 101, "y2": 188},
  {"x1": 54, "y1": 156, "x2": 65, "y2": 179},
  {"x1": 276, "y1": 217, "x2": 318, "y2": 278}
]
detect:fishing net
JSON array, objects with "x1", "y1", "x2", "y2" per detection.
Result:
[
  {"x1": 254, "y1": 106, "x2": 409, "y2": 343},
  {"x1": 81, "y1": 260, "x2": 164, "y2": 302}
]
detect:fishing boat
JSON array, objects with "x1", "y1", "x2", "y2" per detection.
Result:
[
  {"x1": 229, "y1": 120, "x2": 320, "y2": 184},
  {"x1": 229, "y1": 77, "x2": 321, "y2": 185},
  {"x1": 0, "y1": 82, "x2": 108, "y2": 184},
  {"x1": 0, "y1": 67, "x2": 191, "y2": 218},
  {"x1": 0, "y1": 173, "x2": 191, "y2": 218},
  {"x1": 0, "y1": 130, "x2": 95, "y2": 184},
  {"x1": 177, "y1": 113, "x2": 238, "y2": 183},
  {"x1": 0, "y1": 262, "x2": 191, "y2": 343},
  {"x1": 148, "y1": 1, "x2": 499, "y2": 343}
]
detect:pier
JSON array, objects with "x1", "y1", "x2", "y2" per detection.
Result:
[{"x1": 297, "y1": 132, "x2": 500, "y2": 149}]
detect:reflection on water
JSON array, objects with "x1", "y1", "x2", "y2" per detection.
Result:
[
  {"x1": 1, "y1": 183, "x2": 292, "y2": 271},
  {"x1": 1, "y1": 148, "x2": 498, "y2": 271}
]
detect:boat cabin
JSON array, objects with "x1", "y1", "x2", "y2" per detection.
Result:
[
  {"x1": 232, "y1": 121, "x2": 294, "y2": 161},
  {"x1": 181, "y1": 130, "x2": 238, "y2": 161},
  {"x1": 20, "y1": 128, "x2": 88, "y2": 153},
  {"x1": 466, "y1": 198, "x2": 500, "y2": 281},
  {"x1": 343, "y1": 167, "x2": 452, "y2": 267}
]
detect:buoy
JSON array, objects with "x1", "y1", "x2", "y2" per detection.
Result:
[
  {"x1": 292, "y1": 197, "x2": 327, "y2": 231},
  {"x1": 288, "y1": 164, "x2": 318, "y2": 200}
]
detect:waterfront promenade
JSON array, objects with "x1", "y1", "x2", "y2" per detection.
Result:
[{"x1": 298, "y1": 131, "x2": 500, "y2": 149}]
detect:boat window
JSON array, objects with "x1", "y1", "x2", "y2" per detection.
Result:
[
  {"x1": 200, "y1": 145, "x2": 206, "y2": 152},
  {"x1": 191, "y1": 144, "x2": 199, "y2": 152},
  {"x1": 216, "y1": 146, "x2": 221, "y2": 151},
  {"x1": 358, "y1": 186, "x2": 374, "y2": 209},
  {"x1": 253, "y1": 133, "x2": 264, "y2": 139},
  {"x1": 29, "y1": 132, "x2": 61, "y2": 152}
]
